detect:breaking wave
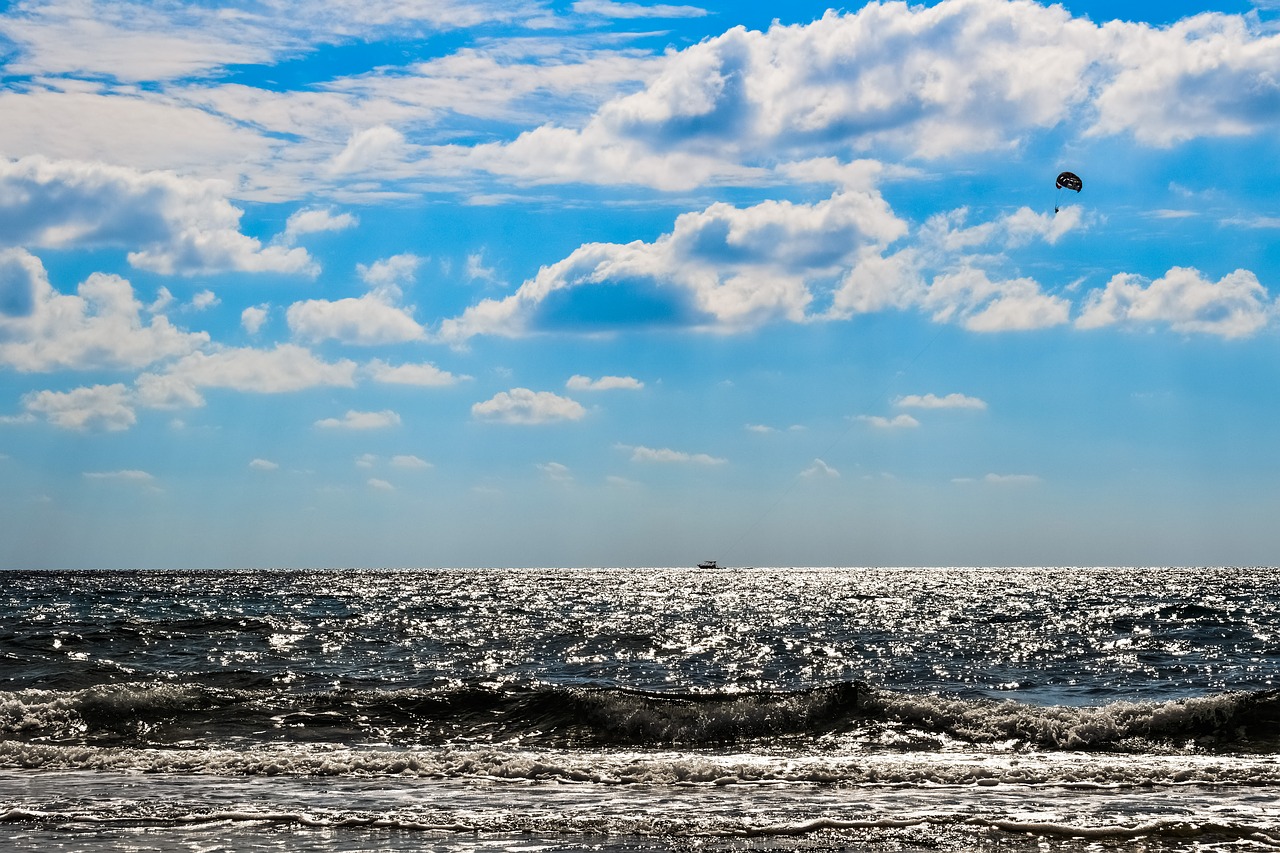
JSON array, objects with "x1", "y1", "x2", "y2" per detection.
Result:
[{"x1": 3, "y1": 679, "x2": 1278, "y2": 754}]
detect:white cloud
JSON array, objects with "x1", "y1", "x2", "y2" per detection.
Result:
[
  {"x1": 895, "y1": 393, "x2": 988, "y2": 411},
  {"x1": 1076, "y1": 267, "x2": 1273, "y2": 338},
  {"x1": 330, "y1": 125, "x2": 407, "y2": 174},
  {"x1": 537, "y1": 461, "x2": 573, "y2": 482},
  {"x1": 281, "y1": 207, "x2": 359, "y2": 245},
  {"x1": 366, "y1": 359, "x2": 469, "y2": 386},
  {"x1": 83, "y1": 469, "x2": 154, "y2": 482},
  {"x1": 925, "y1": 269, "x2": 1071, "y2": 332},
  {"x1": 465, "y1": 251, "x2": 499, "y2": 284},
  {"x1": 242, "y1": 305, "x2": 270, "y2": 335},
  {"x1": 566, "y1": 374, "x2": 644, "y2": 391},
  {"x1": 356, "y1": 453, "x2": 378, "y2": 469},
  {"x1": 249, "y1": 458, "x2": 280, "y2": 471},
  {"x1": 358, "y1": 254, "x2": 421, "y2": 292},
  {"x1": 801, "y1": 458, "x2": 839, "y2": 478},
  {"x1": 472, "y1": 388, "x2": 587, "y2": 424},
  {"x1": 441, "y1": 186, "x2": 906, "y2": 340},
  {"x1": 0, "y1": 157, "x2": 316, "y2": 276},
  {"x1": 624, "y1": 444, "x2": 726, "y2": 465},
  {"x1": 391, "y1": 454, "x2": 432, "y2": 469},
  {"x1": 572, "y1": 0, "x2": 707, "y2": 18},
  {"x1": 289, "y1": 253, "x2": 426, "y2": 345},
  {"x1": 23, "y1": 384, "x2": 136, "y2": 431},
  {"x1": 0, "y1": 247, "x2": 41, "y2": 318},
  {"x1": 443, "y1": 2, "x2": 1099, "y2": 187},
  {"x1": 287, "y1": 293, "x2": 425, "y2": 345},
  {"x1": 149, "y1": 345, "x2": 358, "y2": 396},
  {"x1": 190, "y1": 290, "x2": 219, "y2": 311},
  {"x1": 745, "y1": 423, "x2": 776, "y2": 433},
  {"x1": 0, "y1": 253, "x2": 209, "y2": 372},
  {"x1": 1090, "y1": 14, "x2": 1280, "y2": 146},
  {"x1": 0, "y1": 89, "x2": 275, "y2": 185},
  {"x1": 315, "y1": 409, "x2": 402, "y2": 430},
  {"x1": 857, "y1": 414, "x2": 919, "y2": 430},
  {"x1": 368, "y1": 477, "x2": 395, "y2": 491},
  {"x1": 443, "y1": 2, "x2": 1280, "y2": 191},
  {"x1": 17, "y1": 343, "x2": 357, "y2": 429},
  {"x1": 133, "y1": 371, "x2": 206, "y2": 410},
  {"x1": 984, "y1": 473, "x2": 1042, "y2": 485}
]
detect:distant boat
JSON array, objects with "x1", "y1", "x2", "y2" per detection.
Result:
[{"x1": 697, "y1": 560, "x2": 718, "y2": 569}]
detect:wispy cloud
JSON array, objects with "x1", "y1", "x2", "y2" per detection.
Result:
[
  {"x1": 621, "y1": 444, "x2": 726, "y2": 465},
  {"x1": 315, "y1": 409, "x2": 402, "y2": 430},
  {"x1": 857, "y1": 414, "x2": 920, "y2": 430},
  {"x1": 566, "y1": 374, "x2": 643, "y2": 391},
  {"x1": 801, "y1": 458, "x2": 839, "y2": 478}
]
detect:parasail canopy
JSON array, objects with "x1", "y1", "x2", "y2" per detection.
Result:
[{"x1": 1056, "y1": 171, "x2": 1083, "y2": 192}]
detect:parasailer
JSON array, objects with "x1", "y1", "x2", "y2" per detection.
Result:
[{"x1": 1054, "y1": 170, "x2": 1082, "y2": 213}]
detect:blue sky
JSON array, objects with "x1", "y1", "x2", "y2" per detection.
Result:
[{"x1": 2, "y1": 0, "x2": 1279, "y2": 569}]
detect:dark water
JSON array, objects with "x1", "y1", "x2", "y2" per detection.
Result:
[{"x1": 2, "y1": 567, "x2": 1279, "y2": 851}]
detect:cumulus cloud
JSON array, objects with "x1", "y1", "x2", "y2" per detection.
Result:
[
  {"x1": 190, "y1": 290, "x2": 219, "y2": 311},
  {"x1": 0, "y1": 247, "x2": 40, "y2": 318},
  {"x1": 895, "y1": 393, "x2": 987, "y2": 410},
  {"x1": 801, "y1": 458, "x2": 839, "y2": 478},
  {"x1": 23, "y1": 384, "x2": 136, "y2": 431},
  {"x1": 315, "y1": 409, "x2": 402, "y2": 430},
  {"x1": 287, "y1": 293, "x2": 425, "y2": 345},
  {"x1": 281, "y1": 207, "x2": 359, "y2": 245},
  {"x1": 441, "y1": 2, "x2": 1280, "y2": 190},
  {"x1": 623, "y1": 444, "x2": 726, "y2": 465},
  {"x1": 471, "y1": 388, "x2": 586, "y2": 424},
  {"x1": 242, "y1": 305, "x2": 270, "y2": 335},
  {"x1": 358, "y1": 254, "x2": 421, "y2": 292},
  {"x1": 441, "y1": 185, "x2": 906, "y2": 340},
  {"x1": 133, "y1": 371, "x2": 206, "y2": 410},
  {"x1": 145, "y1": 345, "x2": 358, "y2": 397},
  {"x1": 566, "y1": 374, "x2": 644, "y2": 391},
  {"x1": 1090, "y1": 14, "x2": 1280, "y2": 146},
  {"x1": 857, "y1": 414, "x2": 919, "y2": 430},
  {"x1": 16, "y1": 343, "x2": 359, "y2": 429},
  {"x1": 366, "y1": 359, "x2": 469, "y2": 386},
  {"x1": 288, "y1": 254, "x2": 426, "y2": 345},
  {"x1": 0, "y1": 157, "x2": 316, "y2": 276},
  {"x1": 0, "y1": 256, "x2": 209, "y2": 372},
  {"x1": 925, "y1": 269, "x2": 1072, "y2": 332},
  {"x1": 829, "y1": 205, "x2": 1080, "y2": 331},
  {"x1": 1076, "y1": 267, "x2": 1273, "y2": 338}
]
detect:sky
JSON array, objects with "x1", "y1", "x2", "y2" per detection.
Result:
[{"x1": 2, "y1": 0, "x2": 1280, "y2": 569}]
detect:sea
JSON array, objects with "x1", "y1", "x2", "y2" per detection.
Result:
[{"x1": 2, "y1": 566, "x2": 1279, "y2": 852}]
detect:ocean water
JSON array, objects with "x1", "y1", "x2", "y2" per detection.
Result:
[{"x1": 2, "y1": 566, "x2": 1279, "y2": 852}]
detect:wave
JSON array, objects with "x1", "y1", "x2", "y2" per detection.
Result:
[
  {"x1": 5, "y1": 737, "x2": 1280, "y2": 788},
  {"x1": 0, "y1": 804, "x2": 1274, "y2": 845},
  {"x1": 2, "y1": 794, "x2": 1280, "y2": 849},
  {"x1": 3, "y1": 680, "x2": 1279, "y2": 753}
]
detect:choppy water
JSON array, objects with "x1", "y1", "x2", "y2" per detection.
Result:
[{"x1": 2, "y1": 567, "x2": 1279, "y2": 851}]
